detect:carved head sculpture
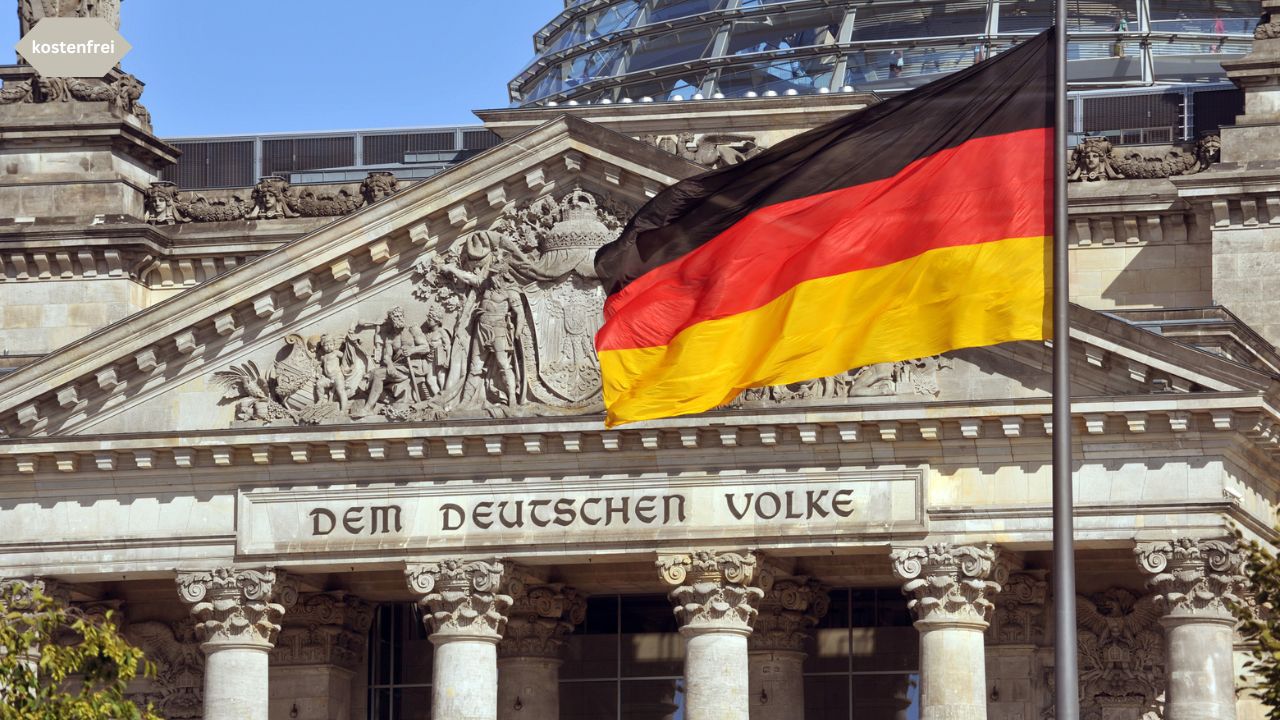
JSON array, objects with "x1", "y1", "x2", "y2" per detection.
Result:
[
  {"x1": 144, "y1": 181, "x2": 183, "y2": 224},
  {"x1": 360, "y1": 171, "x2": 399, "y2": 205},
  {"x1": 424, "y1": 301, "x2": 445, "y2": 330},
  {"x1": 1196, "y1": 133, "x2": 1221, "y2": 168},
  {"x1": 1069, "y1": 136, "x2": 1118, "y2": 182},
  {"x1": 35, "y1": 74, "x2": 70, "y2": 102},
  {"x1": 1077, "y1": 137, "x2": 1111, "y2": 173},
  {"x1": 386, "y1": 306, "x2": 407, "y2": 331},
  {"x1": 250, "y1": 176, "x2": 294, "y2": 219},
  {"x1": 113, "y1": 73, "x2": 144, "y2": 107},
  {"x1": 319, "y1": 334, "x2": 344, "y2": 354}
]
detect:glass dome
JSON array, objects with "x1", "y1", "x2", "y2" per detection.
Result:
[{"x1": 509, "y1": 0, "x2": 1258, "y2": 106}]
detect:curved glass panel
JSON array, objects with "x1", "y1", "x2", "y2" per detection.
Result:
[
  {"x1": 628, "y1": 24, "x2": 719, "y2": 72},
  {"x1": 851, "y1": 1, "x2": 986, "y2": 41},
  {"x1": 649, "y1": 0, "x2": 731, "y2": 23},
  {"x1": 725, "y1": 7, "x2": 846, "y2": 56},
  {"x1": 547, "y1": 0, "x2": 646, "y2": 52},
  {"x1": 716, "y1": 55, "x2": 839, "y2": 95}
]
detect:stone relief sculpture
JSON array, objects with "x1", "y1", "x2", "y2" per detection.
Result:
[
  {"x1": 211, "y1": 186, "x2": 958, "y2": 426},
  {"x1": 738, "y1": 355, "x2": 953, "y2": 405},
  {"x1": 1067, "y1": 134, "x2": 1220, "y2": 182},
  {"x1": 215, "y1": 187, "x2": 630, "y2": 425},
  {"x1": 246, "y1": 176, "x2": 298, "y2": 220},
  {"x1": 142, "y1": 181, "x2": 187, "y2": 225},
  {"x1": 142, "y1": 172, "x2": 400, "y2": 225},
  {"x1": 124, "y1": 618, "x2": 204, "y2": 720},
  {"x1": 1255, "y1": 11, "x2": 1279, "y2": 39},
  {"x1": 0, "y1": 71, "x2": 152, "y2": 129},
  {"x1": 642, "y1": 132, "x2": 764, "y2": 168},
  {"x1": 1050, "y1": 588, "x2": 1164, "y2": 720},
  {"x1": 18, "y1": 0, "x2": 122, "y2": 35}
]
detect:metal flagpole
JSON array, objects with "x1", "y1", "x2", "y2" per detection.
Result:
[{"x1": 1052, "y1": 8, "x2": 1081, "y2": 720}]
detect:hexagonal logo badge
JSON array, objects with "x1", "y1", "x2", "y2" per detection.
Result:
[{"x1": 14, "y1": 18, "x2": 131, "y2": 78}]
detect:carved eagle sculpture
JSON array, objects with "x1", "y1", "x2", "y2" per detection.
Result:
[
  {"x1": 1077, "y1": 589, "x2": 1159, "y2": 647},
  {"x1": 211, "y1": 362, "x2": 271, "y2": 403}
]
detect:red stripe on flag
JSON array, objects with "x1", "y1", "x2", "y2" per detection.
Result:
[{"x1": 597, "y1": 128, "x2": 1051, "y2": 353}]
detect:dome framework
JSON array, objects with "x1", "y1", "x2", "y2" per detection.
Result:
[{"x1": 509, "y1": 0, "x2": 1259, "y2": 106}]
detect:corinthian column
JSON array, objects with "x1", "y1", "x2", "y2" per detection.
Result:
[
  {"x1": 658, "y1": 550, "x2": 765, "y2": 720},
  {"x1": 1136, "y1": 538, "x2": 1247, "y2": 720},
  {"x1": 748, "y1": 575, "x2": 828, "y2": 720},
  {"x1": 405, "y1": 559, "x2": 512, "y2": 720},
  {"x1": 891, "y1": 544, "x2": 1002, "y2": 720},
  {"x1": 496, "y1": 571, "x2": 586, "y2": 720},
  {"x1": 176, "y1": 568, "x2": 297, "y2": 720}
]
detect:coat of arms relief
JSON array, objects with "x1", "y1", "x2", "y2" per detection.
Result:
[{"x1": 213, "y1": 187, "x2": 955, "y2": 426}]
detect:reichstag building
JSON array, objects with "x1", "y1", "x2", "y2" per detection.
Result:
[{"x1": 2, "y1": 0, "x2": 1279, "y2": 718}]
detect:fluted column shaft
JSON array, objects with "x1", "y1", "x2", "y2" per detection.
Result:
[
  {"x1": 1137, "y1": 538, "x2": 1247, "y2": 720},
  {"x1": 406, "y1": 559, "x2": 512, "y2": 720},
  {"x1": 892, "y1": 544, "x2": 1003, "y2": 720},
  {"x1": 659, "y1": 550, "x2": 765, "y2": 720},
  {"x1": 177, "y1": 568, "x2": 296, "y2": 720},
  {"x1": 747, "y1": 576, "x2": 829, "y2": 720},
  {"x1": 496, "y1": 573, "x2": 585, "y2": 720}
]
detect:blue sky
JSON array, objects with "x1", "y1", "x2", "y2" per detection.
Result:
[{"x1": 4, "y1": 0, "x2": 564, "y2": 136}]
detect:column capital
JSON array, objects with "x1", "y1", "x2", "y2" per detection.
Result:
[
  {"x1": 175, "y1": 567, "x2": 297, "y2": 650},
  {"x1": 404, "y1": 558, "x2": 513, "y2": 641},
  {"x1": 987, "y1": 570, "x2": 1047, "y2": 645},
  {"x1": 891, "y1": 543, "x2": 1002, "y2": 628},
  {"x1": 0, "y1": 576, "x2": 74, "y2": 606},
  {"x1": 1135, "y1": 537, "x2": 1248, "y2": 620},
  {"x1": 498, "y1": 569, "x2": 586, "y2": 660},
  {"x1": 272, "y1": 591, "x2": 374, "y2": 670},
  {"x1": 749, "y1": 575, "x2": 829, "y2": 653},
  {"x1": 658, "y1": 549, "x2": 765, "y2": 634}
]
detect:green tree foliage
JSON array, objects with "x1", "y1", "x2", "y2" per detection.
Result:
[
  {"x1": 1230, "y1": 533, "x2": 1280, "y2": 719},
  {"x1": 0, "y1": 581, "x2": 160, "y2": 720}
]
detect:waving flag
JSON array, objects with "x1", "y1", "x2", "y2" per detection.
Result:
[{"x1": 594, "y1": 31, "x2": 1054, "y2": 427}]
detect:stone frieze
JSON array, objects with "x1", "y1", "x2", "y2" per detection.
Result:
[
  {"x1": 143, "y1": 172, "x2": 400, "y2": 225},
  {"x1": 1067, "y1": 134, "x2": 1219, "y2": 183}
]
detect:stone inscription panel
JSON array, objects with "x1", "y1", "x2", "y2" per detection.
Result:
[{"x1": 236, "y1": 472, "x2": 924, "y2": 557}]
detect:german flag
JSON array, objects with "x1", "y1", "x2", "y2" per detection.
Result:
[{"x1": 595, "y1": 30, "x2": 1054, "y2": 427}]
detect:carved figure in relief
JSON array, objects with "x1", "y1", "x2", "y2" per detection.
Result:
[
  {"x1": 359, "y1": 306, "x2": 434, "y2": 416},
  {"x1": 420, "y1": 302, "x2": 451, "y2": 396},
  {"x1": 1068, "y1": 136, "x2": 1124, "y2": 182},
  {"x1": 143, "y1": 181, "x2": 188, "y2": 225},
  {"x1": 247, "y1": 176, "x2": 299, "y2": 220},
  {"x1": 317, "y1": 333, "x2": 355, "y2": 413},
  {"x1": 646, "y1": 132, "x2": 764, "y2": 168},
  {"x1": 470, "y1": 267, "x2": 527, "y2": 408},
  {"x1": 360, "y1": 171, "x2": 399, "y2": 205}
]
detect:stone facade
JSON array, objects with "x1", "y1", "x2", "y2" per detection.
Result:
[{"x1": 3, "y1": 4, "x2": 1280, "y2": 720}]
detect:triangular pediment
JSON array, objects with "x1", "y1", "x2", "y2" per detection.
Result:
[
  {"x1": 0, "y1": 115, "x2": 701, "y2": 437},
  {"x1": 0, "y1": 114, "x2": 1271, "y2": 440}
]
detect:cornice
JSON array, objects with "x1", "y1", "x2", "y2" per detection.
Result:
[{"x1": 0, "y1": 394, "x2": 1276, "y2": 477}]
